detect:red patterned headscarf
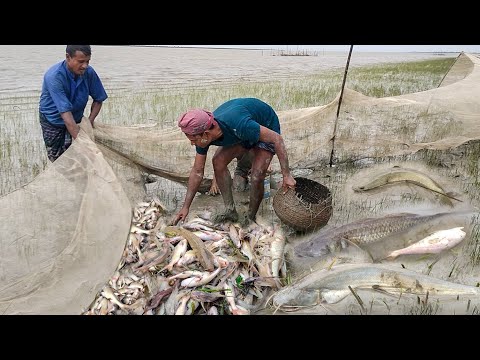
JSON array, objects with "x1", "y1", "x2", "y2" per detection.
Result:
[{"x1": 177, "y1": 109, "x2": 214, "y2": 135}]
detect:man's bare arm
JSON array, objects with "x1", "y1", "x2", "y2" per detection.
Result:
[{"x1": 60, "y1": 111, "x2": 80, "y2": 139}]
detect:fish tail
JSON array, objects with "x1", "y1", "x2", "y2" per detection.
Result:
[
  {"x1": 406, "y1": 180, "x2": 462, "y2": 204},
  {"x1": 438, "y1": 194, "x2": 455, "y2": 207},
  {"x1": 446, "y1": 192, "x2": 463, "y2": 203},
  {"x1": 433, "y1": 190, "x2": 462, "y2": 206}
]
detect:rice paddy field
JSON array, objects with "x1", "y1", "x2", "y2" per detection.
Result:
[
  {"x1": 4, "y1": 45, "x2": 480, "y2": 315},
  {"x1": 0, "y1": 45, "x2": 452, "y2": 196}
]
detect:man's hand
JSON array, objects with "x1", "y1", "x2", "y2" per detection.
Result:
[
  {"x1": 171, "y1": 207, "x2": 189, "y2": 225},
  {"x1": 282, "y1": 174, "x2": 296, "y2": 194},
  {"x1": 61, "y1": 112, "x2": 80, "y2": 139},
  {"x1": 66, "y1": 123, "x2": 80, "y2": 140},
  {"x1": 207, "y1": 176, "x2": 220, "y2": 196}
]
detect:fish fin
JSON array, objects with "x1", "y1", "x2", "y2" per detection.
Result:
[
  {"x1": 446, "y1": 192, "x2": 463, "y2": 203},
  {"x1": 402, "y1": 180, "x2": 461, "y2": 205},
  {"x1": 321, "y1": 289, "x2": 352, "y2": 304},
  {"x1": 449, "y1": 247, "x2": 462, "y2": 256},
  {"x1": 371, "y1": 285, "x2": 398, "y2": 296},
  {"x1": 364, "y1": 248, "x2": 376, "y2": 263},
  {"x1": 417, "y1": 254, "x2": 435, "y2": 261},
  {"x1": 384, "y1": 212, "x2": 416, "y2": 217},
  {"x1": 341, "y1": 238, "x2": 375, "y2": 262},
  {"x1": 437, "y1": 194, "x2": 454, "y2": 208}
]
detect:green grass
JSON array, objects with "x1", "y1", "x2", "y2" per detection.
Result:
[
  {"x1": 0, "y1": 57, "x2": 456, "y2": 196},
  {"x1": 408, "y1": 296, "x2": 440, "y2": 315},
  {"x1": 98, "y1": 58, "x2": 455, "y2": 128},
  {"x1": 347, "y1": 59, "x2": 454, "y2": 97}
]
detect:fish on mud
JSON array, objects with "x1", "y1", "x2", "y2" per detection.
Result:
[
  {"x1": 352, "y1": 167, "x2": 462, "y2": 206},
  {"x1": 385, "y1": 226, "x2": 466, "y2": 260},
  {"x1": 294, "y1": 212, "x2": 454, "y2": 258},
  {"x1": 270, "y1": 228, "x2": 286, "y2": 288},
  {"x1": 271, "y1": 263, "x2": 480, "y2": 310}
]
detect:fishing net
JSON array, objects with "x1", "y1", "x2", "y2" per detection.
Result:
[
  {"x1": 0, "y1": 121, "x2": 132, "y2": 314},
  {"x1": 1, "y1": 52, "x2": 480, "y2": 314},
  {"x1": 94, "y1": 52, "x2": 480, "y2": 186}
]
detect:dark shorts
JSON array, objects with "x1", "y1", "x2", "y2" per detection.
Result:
[
  {"x1": 242, "y1": 141, "x2": 276, "y2": 155},
  {"x1": 39, "y1": 112, "x2": 72, "y2": 162},
  {"x1": 235, "y1": 141, "x2": 275, "y2": 177},
  {"x1": 255, "y1": 141, "x2": 276, "y2": 155}
]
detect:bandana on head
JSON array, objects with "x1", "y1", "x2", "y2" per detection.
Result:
[{"x1": 177, "y1": 109, "x2": 214, "y2": 135}]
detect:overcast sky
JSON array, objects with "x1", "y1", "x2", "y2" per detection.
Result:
[{"x1": 172, "y1": 45, "x2": 480, "y2": 53}]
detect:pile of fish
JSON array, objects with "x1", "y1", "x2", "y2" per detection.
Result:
[{"x1": 82, "y1": 197, "x2": 287, "y2": 315}]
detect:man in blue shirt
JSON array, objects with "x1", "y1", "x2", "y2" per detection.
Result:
[
  {"x1": 172, "y1": 97, "x2": 296, "y2": 225},
  {"x1": 39, "y1": 45, "x2": 108, "y2": 162}
]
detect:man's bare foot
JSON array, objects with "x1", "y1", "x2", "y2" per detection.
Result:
[
  {"x1": 212, "y1": 208, "x2": 239, "y2": 223},
  {"x1": 238, "y1": 212, "x2": 255, "y2": 228}
]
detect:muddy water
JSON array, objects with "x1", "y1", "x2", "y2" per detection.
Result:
[{"x1": 0, "y1": 45, "x2": 443, "y2": 95}]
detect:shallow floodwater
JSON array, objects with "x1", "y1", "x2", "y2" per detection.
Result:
[{"x1": 0, "y1": 45, "x2": 445, "y2": 95}]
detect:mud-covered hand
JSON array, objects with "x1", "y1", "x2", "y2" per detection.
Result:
[
  {"x1": 171, "y1": 207, "x2": 189, "y2": 225},
  {"x1": 282, "y1": 174, "x2": 296, "y2": 194},
  {"x1": 207, "y1": 176, "x2": 220, "y2": 196}
]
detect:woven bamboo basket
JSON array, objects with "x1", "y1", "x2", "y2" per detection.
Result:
[{"x1": 272, "y1": 177, "x2": 333, "y2": 232}]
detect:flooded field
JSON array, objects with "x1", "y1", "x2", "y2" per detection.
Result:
[
  {"x1": 0, "y1": 45, "x2": 447, "y2": 196},
  {"x1": 0, "y1": 45, "x2": 445, "y2": 95},
  {"x1": 4, "y1": 45, "x2": 479, "y2": 315}
]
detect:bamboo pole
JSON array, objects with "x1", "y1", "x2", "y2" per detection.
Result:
[{"x1": 329, "y1": 45, "x2": 354, "y2": 167}]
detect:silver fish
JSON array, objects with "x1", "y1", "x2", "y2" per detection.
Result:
[
  {"x1": 352, "y1": 167, "x2": 462, "y2": 206},
  {"x1": 272, "y1": 263, "x2": 480, "y2": 310},
  {"x1": 294, "y1": 212, "x2": 453, "y2": 258},
  {"x1": 270, "y1": 229, "x2": 286, "y2": 288},
  {"x1": 385, "y1": 226, "x2": 466, "y2": 259}
]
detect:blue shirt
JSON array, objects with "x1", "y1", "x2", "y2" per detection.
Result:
[
  {"x1": 196, "y1": 98, "x2": 280, "y2": 155},
  {"x1": 39, "y1": 60, "x2": 108, "y2": 127}
]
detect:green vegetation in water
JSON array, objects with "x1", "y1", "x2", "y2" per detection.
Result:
[
  {"x1": 99, "y1": 58, "x2": 455, "y2": 128},
  {"x1": 408, "y1": 295, "x2": 440, "y2": 315},
  {"x1": 471, "y1": 305, "x2": 480, "y2": 315},
  {"x1": 468, "y1": 217, "x2": 480, "y2": 267},
  {"x1": 346, "y1": 58, "x2": 455, "y2": 97}
]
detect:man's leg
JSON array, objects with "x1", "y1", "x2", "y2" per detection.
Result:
[
  {"x1": 248, "y1": 147, "x2": 273, "y2": 221},
  {"x1": 233, "y1": 149, "x2": 254, "y2": 192},
  {"x1": 39, "y1": 113, "x2": 71, "y2": 162},
  {"x1": 212, "y1": 144, "x2": 248, "y2": 222}
]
